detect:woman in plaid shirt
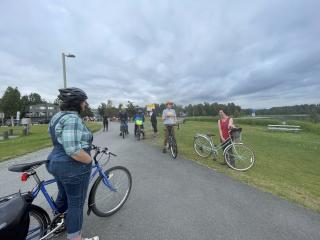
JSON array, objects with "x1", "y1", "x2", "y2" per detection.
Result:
[{"x1": 46, "y1": 88, "x2": 98, "y2": 240}]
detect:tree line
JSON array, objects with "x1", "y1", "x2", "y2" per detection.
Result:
[
  {"x1": 255, "y1": 104, "x2": 320, "y2": 115},
  {"x1": 1, "y1": 86, "x2": 319, "y2": 121},
  {"x1": 0, "y1": 86, "x2": 94, "y2": 119},
  {"x1": 0, "y1": 87, "x2": 46, "y2": 119}
]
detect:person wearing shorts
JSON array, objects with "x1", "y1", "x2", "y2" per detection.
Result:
[{"x1": 162, "y1": 101, "x2": 177, "y2": 153}]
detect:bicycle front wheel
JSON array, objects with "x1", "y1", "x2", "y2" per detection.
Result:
[
  {"x1": 90, "y1": 166, "x2": 132, "y2": 217},
  {"x1": 170, "y1": 137, "x2": 178, "y2": 159},
  {"x1": 194, "y1": 136, "x2": 212, "y2": 158},
  {"x1": 224, "y1": 143, "x2": 255, "y2": 171},
  {"x1": 136, "y1": 127, "x2": 141, "y2": 141}
]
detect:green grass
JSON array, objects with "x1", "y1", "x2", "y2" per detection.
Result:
[
  {"x1": 144, "y1": 118, "x2": 320, "y2": 212},
  {"x1": 0, "y1": 122, "x2": 102, "y2": 162}
]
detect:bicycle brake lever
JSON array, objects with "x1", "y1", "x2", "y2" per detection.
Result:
[
  {"x1": 109, "y1": 152, "x2": 117, "y2": 157},
  {"x1": 92, "y1": 144, "x2": 98, "y2": 150}
]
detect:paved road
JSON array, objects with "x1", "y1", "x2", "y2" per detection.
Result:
[{"x1": 0, "y1": 122, "x2": 319, "y2": 240}]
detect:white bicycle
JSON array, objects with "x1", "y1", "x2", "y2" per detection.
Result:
[{"x1": 193, "y1": 128, "x2": 255, "y2": 171}]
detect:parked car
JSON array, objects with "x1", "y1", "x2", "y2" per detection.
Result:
[
  {"x1": 38, "y1": 119, "x2": 50, "y2": 124},
  {"x1": 4, "y1": 119, "x2": 20, "y2": 126}
]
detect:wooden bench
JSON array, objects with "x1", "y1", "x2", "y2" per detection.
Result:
[{"x1": 267, "y1": 125, "x2": 301, "y2": 133}]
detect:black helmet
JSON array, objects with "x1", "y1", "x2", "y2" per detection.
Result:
[{"x1": 58, "y1": 87, "x2": 88, "y2": 103}]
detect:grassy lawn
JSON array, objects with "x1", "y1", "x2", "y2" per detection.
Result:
[
  {"x1": 144, "y1": 118, "x2": 320, "y2": 212},
  {"x1": 0, "y1": 122, "x2": 102, "y2": 162}
]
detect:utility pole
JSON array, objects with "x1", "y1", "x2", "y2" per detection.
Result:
[{"x1": 62, "y1": 53, "x2": 76, "y2": 88}]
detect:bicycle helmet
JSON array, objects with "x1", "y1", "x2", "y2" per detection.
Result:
[{"x1": 58, "y1": 87, "x2": 88, "y2": 103}]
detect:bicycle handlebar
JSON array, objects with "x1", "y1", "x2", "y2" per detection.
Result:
[{"x1": 92, "y1": 144, "x2": 117, "y2": 160}]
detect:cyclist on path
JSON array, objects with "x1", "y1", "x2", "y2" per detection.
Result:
[
  {"x1": 133, "y1": 108, "x2": 145, "y2": 136},
  {"x1": 162, "y1": 100, "x2": 177, "y2": 153},
  {"x1": 118, "y1": 107, "x2": 129, "y2": 136}
]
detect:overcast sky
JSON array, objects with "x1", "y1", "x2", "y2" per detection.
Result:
[{"x1": 0, "y1": 0, "x2": 319, "y2": 109}]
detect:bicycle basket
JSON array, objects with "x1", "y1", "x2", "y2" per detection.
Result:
[
  {"x1": 230, "y1": 128, "x2": 242, "y2": 141},
  {"x1": 0, "y1": 193, "x2": 31, "y2": 240}
]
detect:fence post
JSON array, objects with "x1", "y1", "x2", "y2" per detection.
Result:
[{"x1": 3, "y1": 131, "x2": 8, "y2": 140}]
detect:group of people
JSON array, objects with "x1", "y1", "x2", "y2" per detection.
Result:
[
  {"x1": 115, "y1": 100, "x2": 178, "y2": 150},
  {"x1": 46, "y1": 87, "x2": 235, "y2": 240},
  {"x1": 119, "y1": 107, "x2": 145, "y2": 137}
]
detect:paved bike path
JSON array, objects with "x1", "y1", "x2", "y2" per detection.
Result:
[{"x1": 0, "y1": 122, "x2": 319, "y2": 240}]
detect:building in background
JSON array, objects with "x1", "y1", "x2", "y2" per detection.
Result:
[{"x1": 26, "y1": 103, "x2": 59, "y2": 123}]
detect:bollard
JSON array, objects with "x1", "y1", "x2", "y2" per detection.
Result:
[
  {"x1": 9, "y1": 129, "x2": 13, "y2": 136},
  {"x1": 3, "y1": 131, "x2": 8, "y2": 140}
]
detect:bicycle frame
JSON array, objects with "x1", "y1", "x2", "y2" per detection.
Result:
[
  {"x1": 166, "y1": 124, "x2": 178, "y2": 139},
  {"x1": 30, "y1": 159, "x2": 117, "y2": 215},
  {"x1": 120, "y1": 120, "x2": 128, "y2": 131},
  {"x1": 195, "y1": 133, "x2": 236, "y2": 157},
  {"x1": 167, "y1": 126, "x2": 174, "y2": 137}
]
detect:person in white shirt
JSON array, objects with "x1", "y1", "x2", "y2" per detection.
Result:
[{"x1": 162, "y1": 100, "x2": 177, "y2": 153}]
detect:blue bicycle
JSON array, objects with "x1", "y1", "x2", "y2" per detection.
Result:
[{"x1": 6, "y1": 145, "x2": 132, "y2": 240}]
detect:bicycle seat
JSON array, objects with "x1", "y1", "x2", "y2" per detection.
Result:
[{"x1": 8, "y1": 160, "x2": 48, "y2": 173}]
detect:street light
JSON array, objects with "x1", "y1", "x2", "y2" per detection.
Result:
[{"x1": 62, "y1": 52, "x2": 76, "y2": 88}]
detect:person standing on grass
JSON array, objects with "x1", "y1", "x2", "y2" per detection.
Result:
[
  {"x1": 150, "y1": 108, "x2": 158, "y2": 137},
  {"x1": 46, "y1": 87, "x2": 99, "y2": 240},
  {"x1": 218, "y1": 109, "x2": 235, "y2": 164},
  {"x1": 162, "y1": 100, "x2": 177, "y2": 153},
  {"x1": 103, "y1": 114, "x2": 108, "y2": 131}
]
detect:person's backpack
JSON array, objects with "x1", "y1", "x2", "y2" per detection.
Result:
[{"x1": 0, "y1": 193, "x2": 31, "y2": 240}]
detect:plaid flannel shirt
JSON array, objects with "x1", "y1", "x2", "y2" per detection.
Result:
[{"x1": 49, "y1": 111, "x2": 92, "y2": 156}]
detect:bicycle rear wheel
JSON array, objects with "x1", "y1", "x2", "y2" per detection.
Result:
[
  {"x1": 89, "y1": 166, "x2": 132, "y2": 217},
  {"x1": 194, "y1": 136, "x2": 212, "y2": 158},
  {"x1": 26, "y1": 205, "x2": 50, "y2": 240},
  {"x1": 224, "y1": 143, "x2": 255, "y2": 171},
  {"x1": 170, "y1": 137, "x2": 178, "y2": 159},
  {"x1": 136, "y1": 127, "x2": 141, "y2": 141}
]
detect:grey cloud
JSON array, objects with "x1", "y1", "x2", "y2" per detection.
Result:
[{"x1": 0, "y1": 0, "x2": 319, "y2": 109}]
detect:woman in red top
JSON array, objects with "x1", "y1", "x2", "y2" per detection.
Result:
[
  {"x1": 218, "y1": 110, "x2": 236, "y2": 165},
  {"x1": 218, "y1": 110, "x2": 235, "y2": 144}
]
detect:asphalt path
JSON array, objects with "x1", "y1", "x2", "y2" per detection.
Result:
[{"x1": 0, "y1": 122, "x2": 319, "y2": 240}]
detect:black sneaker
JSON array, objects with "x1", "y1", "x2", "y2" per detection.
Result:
[{"x1": 162, "y1": 148, "x2": 167, "y2": 153}]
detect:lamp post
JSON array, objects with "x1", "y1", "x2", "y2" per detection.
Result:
[{"x1": 62, "y1": 52, "x2": 76, "y2": 88}]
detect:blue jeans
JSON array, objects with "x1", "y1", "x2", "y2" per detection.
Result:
[{"x1": 47, "y1": 160, "x2": 92, "y2": 238}]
